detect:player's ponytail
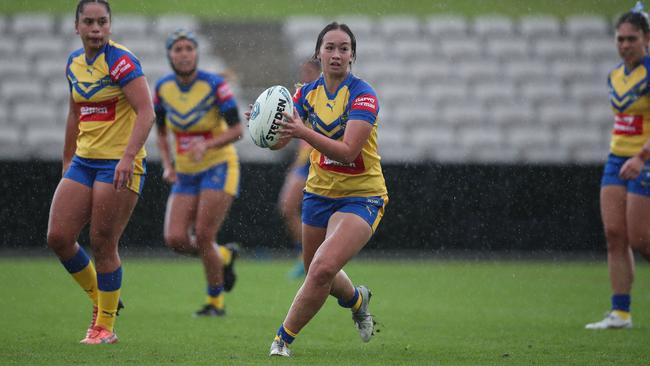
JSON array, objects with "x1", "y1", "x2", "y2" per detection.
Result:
[
  {"x1": 617, "y1": 1, "x2": 650, "y2": 34},
  {"x1": 75, "y1": 0, "x2": 111, "y2": 22}
]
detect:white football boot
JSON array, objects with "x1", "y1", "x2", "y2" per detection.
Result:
[
  {"x1": 269, "y1": 337, "x2": 291, "y2": 357},
  {"x1": 585, "y1": 311, "x2": 632, "y2": 329},
  {"x1": 352, "y1": 285, "x2": 375, "y2": 342}
]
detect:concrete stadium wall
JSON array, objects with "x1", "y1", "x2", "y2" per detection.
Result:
[{"x1": 0, "y1": 161, "x2": 605, "y2": 254}]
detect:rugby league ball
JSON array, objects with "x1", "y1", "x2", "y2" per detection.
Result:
[{"x1": 248, "y1": 85, "x2": 294, "y2": 148}]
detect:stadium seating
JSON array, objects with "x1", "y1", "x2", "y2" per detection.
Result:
[
  {"x1": 565, "y1": 15, "x2": 609, "y2": 38},
  {"x1": 0, "y1": 125, "x2": 23, "y2": 160},
  {"x1": 518, "y1": 16, "x2": 561, "y2": 38},
  {"x1": 472, "y1": 15, "x2": 515, "y2": 38},
  {"x1": 11, "y1": 13, "x2": 54, "y2": 35},
  {"x1": 0, "y1": 13, "x2": 618, "y2": 164}
]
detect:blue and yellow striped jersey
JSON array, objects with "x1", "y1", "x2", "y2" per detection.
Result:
[
  {"x1": 608, "y1": 55, "x2": 650, "y2": 157},
  {"x1": 67, "y1": 40, "x2": 146, "y2": 161},
  {"x1": 154, "y1": 70, "x2": 239, "y2": 174},
  {"x1": 293, "y1": 73, "x2": 387, "y2": 198}
]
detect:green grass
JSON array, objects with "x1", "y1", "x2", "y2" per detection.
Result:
[
  {"x1": 0, "y1": 0, "x2": 626, "y2": 18},
  {"x1": 0, "y1": 257, "x2": 649, "y2": 365}
]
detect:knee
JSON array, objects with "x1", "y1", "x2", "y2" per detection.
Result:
[
  {"x1": 46, "y1": 229, "x2": 70, "y2": 253},
  {"x1": 164, "y1": 233, "x2": 189, "y2": 251},
  {"x1": 306, "y1": 258, "x2": 338, "y2": 287},
  {"x1": 604, "y1": 225, "x2": 628, "y2": 252}
]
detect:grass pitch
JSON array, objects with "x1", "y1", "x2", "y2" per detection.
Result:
[
  {"x1": 0, "y1": 0, "x2": 625, "y2": 18},
  {"x1": 0, "y1": 257, "x2": 649, "y2": 365}
]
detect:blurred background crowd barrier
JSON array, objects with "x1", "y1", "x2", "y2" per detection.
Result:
[{"x1": 0, "y1": 12, "x2": 616, "y2": 254}]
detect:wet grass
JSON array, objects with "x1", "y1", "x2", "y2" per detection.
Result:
[
  {"x1": 0, "y1": 257, "x2": 649, "y2": 365},
  {"x1": 1, "y1": 0, "x2": 624, "y2": 18}
]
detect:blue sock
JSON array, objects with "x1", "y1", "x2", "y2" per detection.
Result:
[
  {"x1": 277, "y1": 324, "x2": 297, "y2": 344},
  {"x1": 60, "y1": 246, "x2": 91, "y2": 273},
  {"x1": 338, "y1": 287, "x2": 359, "y2": 308},
  {"x1": 207, "y1": 285, "x2": 224, "y2": 297},
  {"x1": 611, "y1": 294, "x2": 631, "y2": 312},
  {"x1": 97, "y1": 267, "x2": 123, "y2": 292}
]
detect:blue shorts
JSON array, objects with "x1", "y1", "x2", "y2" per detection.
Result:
[
  {"x1": 172, "y1": 160, "x2": 240, "y2": 196},
  {"x1": 601, "y1": 153, "x2": 650, "y2": 196},
  {"x1": 302, "y1": 192, "x2": 387, "y2": 232},
  {"x1": 64, "y1": 155, "x2": 146, "y2": 194},
  {"x1": 292, "y1": 161, "x2": 310, "y2": 180}
]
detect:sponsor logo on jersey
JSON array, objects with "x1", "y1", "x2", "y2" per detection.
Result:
[
  {"x1": 175, "y1": 131, "x2": 213, "y2": 154},
  {"x1": 78, "y1": 97, "x2": 118, "y2": 122},
  {"x1": 351, "y1": 94, "x2": 377, "y2": 114},
  {"x1": 217, "y1": 83, "x2": 233, "y2": 102},
  {"x1": 613, "y1": 113, "x2": 643, "y2": 135},
  {"x1": 110, "y1": 55, "x2": 135, "y2": 82},
  {"x1": 318, "y1": 153, "x2": 365, "y2": 174}
]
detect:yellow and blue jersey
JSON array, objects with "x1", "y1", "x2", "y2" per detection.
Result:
[
  {"x1": 608, "y1": 55, "x2": 650, "y2": 157},
  {"x1": 293, "y1": 73, "x2": 387, "y2": 198},
  {"x1": 154, "y1": 70, "x2": 239, "y2": 174},
  {"x1": 66, "y1": 40, "x2": 146, "y2": 165}
]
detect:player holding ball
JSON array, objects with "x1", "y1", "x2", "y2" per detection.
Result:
[{"x1": 249, "y1": 22, "x2": 388, "y2": 357}]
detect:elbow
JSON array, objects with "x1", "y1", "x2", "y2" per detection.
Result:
[
  {"x1": 145, "y1": 109, "x2": 156, "y2": 126},
  {"x1": 138, "y1": 104, "x2": 156, "y2": 126}
]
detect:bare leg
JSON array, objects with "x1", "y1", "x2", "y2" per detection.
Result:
[
  {"x1": 47, "y1": 179, "x2": 92, "y2": 260},
  {"x1": 88, "y1": 182, "x2": 138, "y2": 273},
  {"x1": 47, "y1": 178, "x2": 96, "y2": 305},
  {"x1": 163, "y1": 193, "x2": 199, "y2": 255},
  {"x1": 626, "y1": 193, "x2": 650, "y2": 261},
  {"x1": 88, "y1": 181, "x2": 139, "y2": 332},
  {"x1": 194, "y1": 190, "x2": 233, "y2": 286},
  {"x1": 283, "y1": 213, "x2": 371, "y2": 334},
  {"x1": 600, "y1": 186, "x2": 634, "y2": 294},
  {"x1": 301, "y1": 223, "x2": 356, "y2": 302}
]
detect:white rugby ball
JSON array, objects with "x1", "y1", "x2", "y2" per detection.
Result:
[{"x1": 248, "y1": 85, "x2": 294, "y2": 148}]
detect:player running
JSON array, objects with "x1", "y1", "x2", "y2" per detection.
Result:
[
  {"x1": 262, "y1": 22, "x2": 388, "y2": 356},
  {"x1": 154, "y1": 29, "x2": 242, "y2": 317}
]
